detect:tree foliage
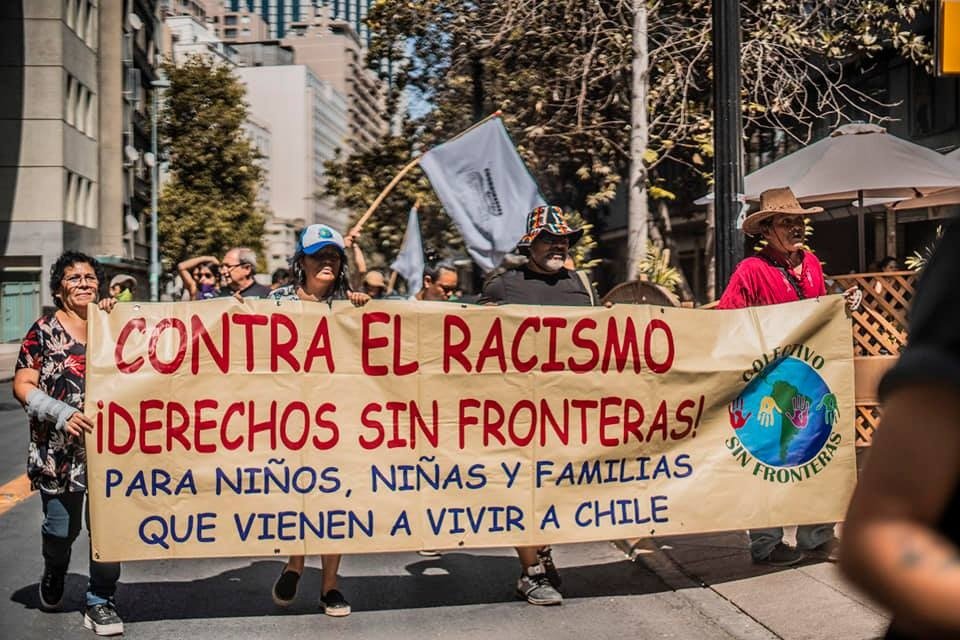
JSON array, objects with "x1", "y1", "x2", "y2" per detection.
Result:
[
  {"x1": 323, "y1": 125, "x2": 463, "y2": 270},
  {"x1": 158, "y1": 57, "x2": 265, "y2": 269},
  {"x1": 327, "y1": 0, "x2": 930, "y2": 264}
]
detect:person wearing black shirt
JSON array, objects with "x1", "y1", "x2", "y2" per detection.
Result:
[
  {"x1": 841, "y1": 220, "x2": 960, "y2": 638},
  {"x1": 479, "y1": 205, "x2": 597, "y2": 606},
  {"x1": 219, "y1": 246, "x2": 271, "y2": 298}
]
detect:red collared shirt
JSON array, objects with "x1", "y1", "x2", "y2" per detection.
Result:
[{"x1": 717, "y1": 248, "x2": 826, "y2": 310}]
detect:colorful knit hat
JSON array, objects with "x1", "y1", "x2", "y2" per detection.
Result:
[{"x1": 516, "y1": 205, "x2": 584, "y2": 247}]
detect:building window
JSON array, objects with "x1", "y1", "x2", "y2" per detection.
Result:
[
  {"x1": 225, "y1": 28, "x2": 237, "y2": 38},
  {"x1": 225, "y1": 15, "x2": 238, "y2": 25}
]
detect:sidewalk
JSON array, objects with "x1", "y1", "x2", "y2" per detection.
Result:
[{"x1": 618, "y1": 529, "x2": 889, "y2": 640}]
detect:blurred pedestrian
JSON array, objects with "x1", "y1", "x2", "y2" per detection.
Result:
[
  {"x1": 478, "y1": 205, "x2": 597, "y2": 606},
  {"x1": 219, "y1": 247, "x2": 270, "y2": 298},
  {"x1": 11, "y1": 251, "x2": 124, "y2": 636},
  {"x1": 415, "y1": 260, "x2": 459, "y2": 302},
  {"x1": 108, "y1": 274, "x2": 136, "y2": 302},
  {"x1": 271, "y1": 267, "x2": 291, "y2": 290},
  {"x1": 268, "y1": 224, "x2": 369, "y2": 616},
  {"x1": 717, "y1": 186, "x2": 861, "y2": 566},
  {"x1": 177, "y1": 255, "x2": 220, "y2": 300},
  {"x1": 362, "y1": 270, "x2": 387, "y2": 299},
  {"x1": 841, "y1": 221, "x2": 960, "y2": 639}
]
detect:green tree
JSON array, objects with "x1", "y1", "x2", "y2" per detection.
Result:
[
  {"x1": 328, "y1": 0, "x2": 929, "y2": 277},
  {"x1": 158, "y1": 57, "x2": 265, "y2": 270}
]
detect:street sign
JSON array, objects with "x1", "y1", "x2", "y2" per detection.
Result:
[{"x1": 936, "y1": 0, "x2": 960, "y2": 76}]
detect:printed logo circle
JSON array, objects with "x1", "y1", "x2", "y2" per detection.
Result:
[{"x1": 730, "y1": 357, "x2": 837, "y2": 467}]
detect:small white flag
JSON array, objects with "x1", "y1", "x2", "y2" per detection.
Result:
[
  {"x1": 420, "y1": 116, "x2": 546, "y2": 272},
  {"x1": 390, "y1": 205, "x2": 424, "y2": 296}
]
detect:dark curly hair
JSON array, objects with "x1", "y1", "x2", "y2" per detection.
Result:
[{"x1": 49, "y1": 250, "x2": 105, "y2": 309}]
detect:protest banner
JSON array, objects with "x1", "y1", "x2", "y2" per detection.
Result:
[{"x1": 84, "y1": 296, "x2": 855, "y2": 562}]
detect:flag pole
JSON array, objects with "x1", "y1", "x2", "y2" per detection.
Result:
[
  {"x1": 385, "y1": 270, "x2": 399, "y2": 296},
  {"x1": 348, "y1": 156, "x2": 423, "y2": 237},
  {"x1": 348, "y1": 111, "x2": 504, "y2": 237}
]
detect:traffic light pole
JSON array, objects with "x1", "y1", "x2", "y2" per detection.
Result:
[{"x1": 712, "y1": 0, "x2": 744, "y2": 293}]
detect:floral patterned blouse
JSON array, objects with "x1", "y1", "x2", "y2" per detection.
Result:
[{"x1": 16, "y1": 314, "x2": 87, "y2": 495}]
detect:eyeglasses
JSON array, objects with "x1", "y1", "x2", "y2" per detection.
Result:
[
  {"x1": 197, "y1": 272, "x2": 216, "y2": 280},
  {"x1": 64, "y1": 274, "x2": 99, "y2": 286},
  {"x1": 221, "y1": 263, "x2": 246, "y2": 271},
  {"x1": 438, "y1": 283, "x2": 458, "y2": 294}
]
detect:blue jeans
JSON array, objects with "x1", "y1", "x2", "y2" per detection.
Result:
[
  {"x1": 41, "y1": 491, "x2": 121, "y2": 607},
  {"x1": 749, "y1": 524, "x2": 835, "y2": 561}
]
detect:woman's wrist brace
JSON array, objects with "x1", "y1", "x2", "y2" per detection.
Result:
[{"x1": 25, "y1": 388, "x2": 77, "y2": 431}]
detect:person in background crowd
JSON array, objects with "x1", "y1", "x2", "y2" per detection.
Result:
[
  {"x1": 108, "y1": 274, "x2": 136, "y2": 302},
  {"x1": 178, "y1": 255, "x2": 220, "y2": 300},
  {"x1": 840, "y1": 220, "x2": 960, "y2": 639},
  {"x1": 416, "y1": 260, "x2": 460, "y2": 302},
  {"x1": 362, "y1": 270, "x2": 387, "y2": 299},
  {"x1": 271, "y1": 267, "x2": 291, "y2": 290},
  {"x1": 219, "y1": 247, "x2": 271, "y2": 298},
  {"x1": 269, "y1": 224, "x2": 370, "y2": 617},
  {"x1": 12, "y1": 251, "x2": 124, "y2": 636},
  {"x1": 717, "y1": 186, "x2": 861, "y2": 567},
  {"x1": 478, "y1": 205, "x2": 597, "y2": 606}
]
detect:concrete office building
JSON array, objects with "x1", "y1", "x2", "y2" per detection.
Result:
[
  {"x1": 283, "y1": 11, "x2": 385, "y2": 153},
  {"x1": 165, "y1": 14, "x2": 238, "y2": 66},
  {"x1": 1, "y1": 0, "x2": 161, "y2": 341},
  {"x1": 230, "y1": 40, "x2": 294, "y2": 67},
  {"x1": 235, "y1": 64, "x2": 349, "y2": 264},
  {"x1": 202, "y1": 0, "x2": 270, "y2": 43}
]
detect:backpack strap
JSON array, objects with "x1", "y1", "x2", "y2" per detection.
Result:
[{"x1": 574, "y1": 270, "x2": 597, "y2": 306}]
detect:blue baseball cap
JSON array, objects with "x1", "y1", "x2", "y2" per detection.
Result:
[{"x1": 298, "y1": 224, "x2": 346, "y2": 255}]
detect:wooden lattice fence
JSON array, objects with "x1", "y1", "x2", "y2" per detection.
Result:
[{"x1": 826, "y1": 270, "x2": 918, "y2": 446}]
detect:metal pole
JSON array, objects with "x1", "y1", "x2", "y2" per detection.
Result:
[
  {"x1": 150, "y1": 77, "x2": 170, "y2": 301},
  {"x1": 150, "y1": 86, "x2": 159, "y2": 302},
  {"x1": 712, "y1": 0, "x2": 744, "y2": 292}
]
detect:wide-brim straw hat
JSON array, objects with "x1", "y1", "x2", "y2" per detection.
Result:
[{"x1": 741, "y1": 187, "x2": 823, "y2": 236}]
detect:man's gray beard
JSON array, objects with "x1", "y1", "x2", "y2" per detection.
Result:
[{"x1": 543, "y1": 256, "x2": 566, "y2": 272}]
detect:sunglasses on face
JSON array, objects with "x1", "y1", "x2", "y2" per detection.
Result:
[
  {"x1": 438, "y1": 283, "x2": 457, "y2": 294},
  {"x1": 197, "y1": 272, "x2": 216, "y2": 280}
]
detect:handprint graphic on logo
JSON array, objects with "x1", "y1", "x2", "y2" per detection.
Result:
[
  {"x1": 758, "y1": 396, "x2": 780, "y2": 427},
  {"x1": 787, "y1": 396, "x2": 810, "y2": 429},
  {"x1": 728, "y1": 398, "x2": 752, "y2": 429},
  {"x1": 816, "y1": 393, "x2": 840, "y2": 426}
]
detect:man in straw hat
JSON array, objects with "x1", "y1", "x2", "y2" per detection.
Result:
[
  {"x1": 718, "y1": 186, "x2": 860, "y2": 566},
  {"x1": 479, "y1": 205, "x2": 597, "y2": 606}
]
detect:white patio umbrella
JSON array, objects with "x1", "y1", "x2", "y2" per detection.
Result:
[
  {"x1": 741, "y1": 123, "x2": 960, "y2": 270},
  {"x1": 889, "y1": 147, "x2": 960, "y2": 212}
]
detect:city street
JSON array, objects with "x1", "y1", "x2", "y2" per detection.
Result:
[{"x1": 0, "y1": 401, "x2": 889, "y2": 640}]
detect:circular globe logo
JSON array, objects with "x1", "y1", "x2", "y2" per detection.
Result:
[{"x1": 729, "y1": 357, "x2": 838, "y2": 467}]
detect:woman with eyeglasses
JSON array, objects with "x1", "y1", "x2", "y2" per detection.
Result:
[
  {"x1": 268, "y1": 224, "x2": 370, "y2": 617},
  {"x1": 11, "y1": 251, "x2": 125, "y2": 636},
  {"x1": 177, "y1": 255, "x2": 221, "y2": 300}
]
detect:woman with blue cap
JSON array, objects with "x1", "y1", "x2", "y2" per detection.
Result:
[{"x1": 269, "y1": 224, "x2": 369, "y2": 615}]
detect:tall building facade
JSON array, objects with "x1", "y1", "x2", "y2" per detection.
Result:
[
  {"x1": 223, "y1": 0, "x2": 371, "y2": 41},
  {"x1": 282, "y1": 11, "x2": 385, "y2": 153},
  {"x1": 235, "y1": 64, "x2": 349, "y2": 266},
  {"x1": 1, "y1": 0, "x2": 161, "y2": 340}
]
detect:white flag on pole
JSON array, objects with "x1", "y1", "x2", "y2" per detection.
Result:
[
  {"x1": 390, "y1": 205, "x2": 424, "y2": 296},
  {"x1": 419, "y1": 116, "x2": 545, "y2": 272}
]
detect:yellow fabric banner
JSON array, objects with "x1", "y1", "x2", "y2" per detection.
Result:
[{"x1": 85, "y1": 296, "x2": 856, "y2": 562}]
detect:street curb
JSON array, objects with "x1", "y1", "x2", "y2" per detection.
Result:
[{"x1": 615, "y1": 537, "x2": 703, "y2": 590}]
